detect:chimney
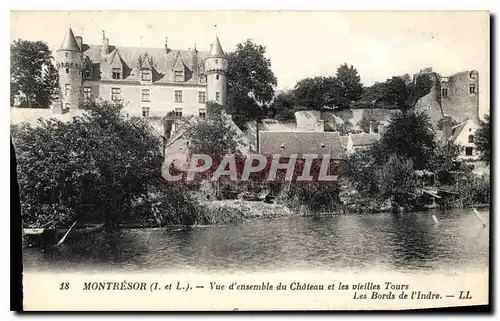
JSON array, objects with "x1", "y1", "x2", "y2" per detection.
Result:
[
  {"x1": 101, "y1": 31, "x2": 109, "y2": 56},
  {"x1": 75, "y1": 36, "x2": 83, "y2": 51},
  {"x1": 165, "y1": 37, "x2": 170, "y2": 53}
]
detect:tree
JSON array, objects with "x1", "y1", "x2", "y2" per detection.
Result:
[
  {"x1": 12, "y1": 101, "x2": 180, "y2": 228},
  {"x1": 10, "y1": 39, "x2": 59, "y2": 108},
  {"x1": 436, "y1": 116, "x2": 459, "y2": 130},
  {"x1": 377, "y1": 154, "x2": 419, "y2": 210},
  {"x1": 475, "y1": 114, "x2": 491, "y2": 164},
  {"x1": 183, "y1": 103, "x2": 240, "y2": 156},
  {"x1": 328, "y1": 64, "x2": 363, "y2": 109},
  {"x1": 430, "y1": 142, "x2": 469, "y2": 185},
  {"x1": 268, "y1": 91, "x2": 296, "y2": 121},
  {"x1": 292, "y1": 77, "x2": 330, "y2": 110},
  {"x1": 373, "y1": 110, "x2": 436, "y2": 169},
  {"x1": 374, "y1": 73, "x2": 432, "y2": 110},
  {"x1": 226, "y1": 39, "x2": 277, "y2": 128}
]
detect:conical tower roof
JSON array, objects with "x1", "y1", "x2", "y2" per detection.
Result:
[
  {"x1": 209, "y1": 35, "x2": 225, "y2": 58},
  {"x1": 57, "y1": 28, "x2": 80, "y2": 52}
]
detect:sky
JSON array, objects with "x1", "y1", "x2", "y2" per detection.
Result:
[{"x1": 10, "y1": 10, "x2": 490, "y2": 114}]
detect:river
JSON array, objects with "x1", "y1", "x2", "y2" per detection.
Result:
[{"x1": 23, "y1": 208, "x2": 489, "y2": 273}]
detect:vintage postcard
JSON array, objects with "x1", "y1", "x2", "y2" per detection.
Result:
[{"x1": 11, "y1": 10, "x2": 490, "y2": 311}]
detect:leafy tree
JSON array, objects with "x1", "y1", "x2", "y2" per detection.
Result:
[
  {"x1": 268, "y1": 91, "x2": 296, "y2": 121},
  {"x1": 368, "y1": 73, "x2": 432, "y2": 110},
  {"x1": 341, "y1": 149, "x2": 380, "y2": 198},
  {"x1": 372, "y1": 110, "x2": 436, "y2": 170},
  {"x1": 12, "y1": 101, "x2": 190, "y2": 228},
  {"x1": 475, "y1": 114, "x2": 491, "y2": 164},
  {"x1": 292, "y1": 77, "x2": 330, "y2": 109},
  {"x1": 10, "y1": 39, "x2": 58, "y2": 108},
  {"x1": 328, "y1": 64, "x2": 363, "y2": 109},
  {"x1": 184, "y1": 103, "x2": 240, "y2": 156},
  {"x1": 377, "y1": 155, "x2": 419, "y2": 210},
  {"x1": 226, "y1": 39, "x2": 277, "y2": 128},
  {"x1": 430, "y1": 142, "x2": 469, "y2": 185}
]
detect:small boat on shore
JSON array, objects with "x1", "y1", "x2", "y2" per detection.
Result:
[{"x1": 23, "y1": 223, "x2": 105, "y2": 247}]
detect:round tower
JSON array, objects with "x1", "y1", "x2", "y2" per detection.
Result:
[
  {"x1": 55, "y1": 28, "x2": 83, "y2": 111},
  {"x1": 204, "y1": 35, "x2": 228, "y2": 106}
]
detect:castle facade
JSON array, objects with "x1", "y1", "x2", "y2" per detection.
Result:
[{"x1": 54, "y1": 28, "x2": 228, "y2": 118}]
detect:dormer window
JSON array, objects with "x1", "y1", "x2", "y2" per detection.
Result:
[
  {"x1": 112, "y1": 68, "x2": 121, "y2": 80},
  {"x1": 141, "y1": 70, "x2": 151, "y2": 81},
  {"x1": 320, "y1": 143, "x2": 326, "y2": 148},
  {"x1": 470, "y1": 71, "x2": 476, "y2": 79},
  {"x1": 174, "y1": 70, "x2": 184, "y2": 82},
  {"x1": 280, "y1": 144, "x2": 285, "y2": 149}
]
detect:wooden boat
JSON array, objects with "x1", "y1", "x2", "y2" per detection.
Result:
[{"x1": 23, "y1": 223, "x2": 105, "y2": 247}]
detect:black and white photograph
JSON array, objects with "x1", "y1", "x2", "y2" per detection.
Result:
[{"x1": 10, "y1": 10, "x2": 490, "y2": 311}]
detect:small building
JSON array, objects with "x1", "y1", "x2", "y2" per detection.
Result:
[
  {"x1": 349, "y1": 133, "x2": 380, "y2": 152},
  {"x1": 441, "y1": 118, "x2": 487, "y2": 175}
]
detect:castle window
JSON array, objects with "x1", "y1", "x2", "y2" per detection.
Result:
[
  {"x1": 442, "y1": 88, "x2": 448, "y2": 98},
  {"x1": 141, "y1": 70, "x2": 151, "y2": 81},
  {"x1": 199, "y1": 74, "x2": 206, "y2": 84},
  {"x1": 83, "y1": 69, "x2": 91, "y2": 79},
  {"x1": 469, "y1": 84, "x2": 476, "y2": 94},
  {"x1": 468, "y1": 135, "x2": 474, "y2": 143},
  {"x1": 174, "y1": 90, "x2": 183, "y2": 103},
  {"x1": 174, "y1": 70, "x2": 184, "y2": 82},
  {"x1": 175, "y1": 108, "x2": 183, "y2": 118},
  {"x1": 198, "y1": 91, "x2": 206, "y2": 104},
  {"x1": 112, "y1": 68, "x2": 121, "y2": 80},
  {"x1": 199, "y1": 108, "x2": 206, "y2": 119},
  {"x1": 65, "y1": 103, "x2": 70, "y2": 109},
  {"x1": 215, "y1": 92, "x2": 220, "y2": 102},
  {"x1": 174, "y1": 123, "x2": 180, "y2": 132},
  {"x1": 470, "y1": 71, "x2": 476, "y2": 79},
  {"x1": 215, "y1": 59, "x2": 218, "y2": 64},
  {"x1": 465, "y1": 147, "x2": 473, "y2": 156},
  {"x1": 65, "y1": 68, "x2": 69, "y2": 74},
  {"x1": 111, "y1": 88, "x2": 121, "y2": 101},
  {"x1": 142, "y1": 107, "x2": 150, "y2": 117},
  {"x1": 83, "y1": 87, "x2": 92, "y2": 100},
  {"x1": 142, "y1": 89, "x2": 150, "y2": 102},
  {"x1": 65, "y1": 53, "x2": 69, "y2": 58},
  {"x1": 64, "y1": 84, "x2": 70, "y2": 96},
  {"x1": 216, "y1": 75, "x2": 220, "y2": 80}
]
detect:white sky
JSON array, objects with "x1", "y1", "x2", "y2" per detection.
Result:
[{"x1": 10, "y1": 10, "x2": 490, "y2": 114}]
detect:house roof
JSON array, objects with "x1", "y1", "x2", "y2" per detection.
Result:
[
  {"x1": 58, "y1": 28, "x2": 80, "y2": 52},
  {"x1": 209, "y1": 35, "x2": 225, "y2": 57},
  {"x1": 449, "y1": 120, "x2": 468, "y2": 143},
  {"x1": 339, "y1": 136, "x2": 350, "y2": 149},
  {"x1": 83, "y1": 44, "x2": 210, "y2": 85},
  {"x1": 258, "y1": 131, "x2": 346, "y2": 159},
  {"x1": 350, "y1": 133, "x2": 380, "y2": 147}
]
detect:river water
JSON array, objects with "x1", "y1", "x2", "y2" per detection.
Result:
[{"x1": 23, "y1": 208, "x2": 489, "y2": 273}]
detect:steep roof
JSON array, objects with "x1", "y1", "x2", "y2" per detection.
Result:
[
  {"x1": 350, "y1": 133, "x2": 380, "y2": 147},
  {"x1": 259, "y1": 131, "x2": 346, "y2": 159},
  {"x1": 209, "y1": 35, "x2": 225, "y2": 57},
  {"x1": 58, "y1": 28, "x2": 81, "y2": 52},
  {"x1": 83, "y1": 45, "x2": 209, "y2": 84},
  {"x1": 449, "y1": 120, "x2": 468, "y2": 143}
]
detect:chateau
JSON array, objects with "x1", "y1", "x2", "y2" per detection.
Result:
[{"x1": 54, "y1": 28, "x2": 228, "y2": 118}]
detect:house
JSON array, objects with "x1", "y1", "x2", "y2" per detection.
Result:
[
  {"x1": 349, "y1": 133, "x2": 380, "y2": 152},
  {"x1": 441, "y1": 118, "x2": 487, "y2": 175}
]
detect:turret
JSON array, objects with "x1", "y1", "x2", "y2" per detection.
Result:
[
  {"x1": 55, "y1": 27, "x2": 83, "y2": 112},
  {"x1": 204, "y1": 35, "x2": 228, "y2": 106}
]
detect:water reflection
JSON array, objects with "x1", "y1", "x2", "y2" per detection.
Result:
[{"x1": 23, "y1": 209, "x2": 489, "y2": 273}]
